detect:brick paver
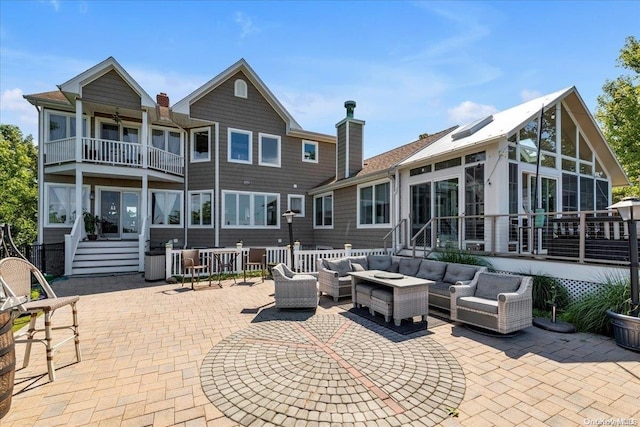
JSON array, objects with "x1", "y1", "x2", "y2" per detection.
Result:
[{"x1": 1, "y1": 273, "x2": 639, "y2": 426}]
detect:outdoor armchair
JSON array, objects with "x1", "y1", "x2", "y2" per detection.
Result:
[
  {"x1": 243, "y1": 248, "x2": 266, "y2": 284},
  {"x1": 272, "y1": 263, "x2": 319, "y2": 309},
  {"x1": 450, "y1": 272, "x2": 533, "y2": 334},
  {"x1": 0, "y1": 257, "x2": 81, "y2": 382},
  {"x1": 181, "y1": 249, "x2": 212, "y2": 290}
]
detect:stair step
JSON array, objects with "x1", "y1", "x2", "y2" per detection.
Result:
[
  {"x1": 72, "y1": 240, "x2": 142, "y2": 276},
  {"x1": 72, "y1": 265, "x2": 140, "y2": 275}
]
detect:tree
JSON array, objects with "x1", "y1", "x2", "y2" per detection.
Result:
[
  {"x1": 596, "y1": 36, "x2": 640, "y2": 199},
  {"x1": 0, "y1": 124, "x2": 38, "y2": 245}
]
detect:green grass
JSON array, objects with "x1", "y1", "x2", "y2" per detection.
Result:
[{"x1": 12, "y1": 314, "x2": 32, "y2": 332}]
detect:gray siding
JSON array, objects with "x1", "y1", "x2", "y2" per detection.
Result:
[
  {"x1": 348, "y1": 122, "x2": 363, "y2": 176},
  {"x1": 336, "y1": 123, "x2": 346, "y2": 179},
  {"x1": 312, "y1": 186, "x2": 389, "y2": 249},
  {"x1": 83, "y1": 70, "x2": 141, "y2": 110},
  {"x1": 187, "y1": 71, "x2": 335, "y2": 248}
]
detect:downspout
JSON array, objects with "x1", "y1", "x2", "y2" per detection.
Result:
[
  {"x1": 214, "y1": 123, "x2": 220, "y2": 247},
  {"x1": 394, "y1": 168, "x2": 401, "y2": 250}
]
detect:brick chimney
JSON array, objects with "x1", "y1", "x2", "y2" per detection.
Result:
[
  {"x1": 335, "y1": 100, "x2": 365, "y2": 179},
  {"x1": 156, "y1": 92, "x2": 169, "y2": 107}
]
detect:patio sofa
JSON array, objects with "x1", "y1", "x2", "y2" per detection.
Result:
[
  {"x1": 316, "y1": 255, "x2": 486, "y2": 311},
  {"x1": 450, "y1": 272, "x2": 533, "y2": 334}
]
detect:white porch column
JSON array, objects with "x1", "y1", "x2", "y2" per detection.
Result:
[
  {"x1": 142, "y1": 174, "x2": 148, "y2": 236},
  {"x1": 75, "y1": 170, "x2": 83, "y2": 227},
  {"x1": 75, "y1": 99, "x2": 83, "y2": 162},
  {"x1": 141, "y1": 110, "x2": 148, "y2": 169}
]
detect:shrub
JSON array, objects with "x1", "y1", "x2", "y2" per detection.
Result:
[
  {"x1": 530, "y1": 275, "x2": 570, "y2": 311},
  {"x1": 432, "y1": 249, "x2": 494, "y2": 269},
  {"x1": 563, "y1": 276, "x2": 631, "y2": 336}
]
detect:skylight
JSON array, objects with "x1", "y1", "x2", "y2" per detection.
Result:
[{"x1": 451, "y1": 115, "x2": 494, "y2": 141}]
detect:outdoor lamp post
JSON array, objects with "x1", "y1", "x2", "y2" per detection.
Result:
[
  {"x1": 282, "y1": 210, "x2": 295, "y2": 269},
  {"x1": 608, "y1": 197, "x2": 640, "y2": 317}
]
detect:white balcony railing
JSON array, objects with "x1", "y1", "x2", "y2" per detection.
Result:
[{"x1": 44, "y1": 137, "x2": 184, "y2": 176}]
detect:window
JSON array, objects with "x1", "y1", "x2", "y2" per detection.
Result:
[
  {"x1": 410, "y1": 165, "x2": 431, "y2": 176},
  {"x1": 234, "y1": 79, "x2": 247, "y2": 98},
  {"x1": 288, "y1": 194, "x2": 305, "y2": 217},
  {"x1": 464, "y1": 151, "x2": 486, "y2": 164},
  {"x1": 45, "y1": 184, "x2": 89, "y2": 226},
  {"x1": 222, "y1": 191, "x2": 279, "y2": 228},
  {"x1": 259, "y1": 133, "x2": 280, "y2": 167},
  {"x1": 358, "y1": 181, "x2": 390, "y2": 226},
  {"x1": 228, "y1": 128, "x2": 252, "y2": 164},
  {"x1": 151, "y1": 190, "x2": 183, "y2": 226},
  {"x1": 314, "y1": 193, "x2": 333, "y2": 228},
  {"x1": 189, "y1": 191, "x2": 213, "y2": 227},
  {"x1": 302, "y1": 141, "x2": 318, "y2": 163},
  {"x1": 98, "y1": 120, "x2": 140, "y2": 143},
  {"x1": 434, "y1": 157, "x2": 461, "y2": 171},
  {"x1": 562, "y1": 174, "x2": 578, "y2": 212},
  {"x1": 190, "y1": 127, "x2": 210, "y2": 162},
  {"x1": 151, "y1": 127, "x2": 182, "y2": 155},
  {"x1": 580, "y1": 177, "x2": 594, "y2": 211},
  {"x1": 46, "y1": 111, "x2": 87, "y2": 141}
]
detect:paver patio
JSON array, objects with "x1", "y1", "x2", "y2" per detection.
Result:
[{"x1": 2, "y1": 273, "x2": 639, "y2": 426}]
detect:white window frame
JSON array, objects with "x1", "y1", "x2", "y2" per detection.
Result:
[
  {"x1": 190, "y1": 127, "x2": 211, "y2": 163},
  {"x1": 357, "y1": 179, "x2": 391, "y2": 228},
  {"x1": 221, "y1": 190, "x2": 280, "y2": 229},
  {"x1": 44, "y1": 183, "x2": 90, "y2": 227},
  {"x1": 234, "y1": 79, "x2": 248, "y2": 98},
  {"x1": 314, "y1": 192, "x2": 333, "y2": 229},
  {"x1": 150, "y1": 126, "x2": 184, "y2": 155},
  {"x1": 188, "y1": 190, "x2": 214, "y2": 228},
  {"x1": 302, "y1": 140, "x2": 318, "y2": 163},
  {"x1": 96, "y1": 117, "x2": 141, "y2": 142},
  {"x1": 228, "y1": 128, "x2": 253, "y2": 164},
  {"x1": 45, "y1": 110, "x2": 88, "y2": 142},
  {"x1": 149, "y1": 189, "x2": 184, "y2": 228},
  {"x1": 288, "y1": 194, "x2": 305, "y2": 217},
  {"x1": 258, "y1": 132, "x2": 281, "y2": 167}
]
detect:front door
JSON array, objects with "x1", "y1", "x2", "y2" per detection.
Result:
[{"x1": 99, "y1": 190, "x2": 140, "y2": 239}]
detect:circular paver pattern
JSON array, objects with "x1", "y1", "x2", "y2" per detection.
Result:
[{"x1": 201, "y1": 314, "x2": 465, "y2": 426}]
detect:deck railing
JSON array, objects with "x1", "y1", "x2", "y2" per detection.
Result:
[{"x1": 43, "y1": 137, "x2": 184, "y2": 176}]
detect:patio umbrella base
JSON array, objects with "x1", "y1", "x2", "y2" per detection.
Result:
[{"x1": 533, "y1": 317, "x2": 576, "y2": 333}]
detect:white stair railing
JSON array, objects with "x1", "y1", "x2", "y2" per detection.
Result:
[{"x1": 64, "y1": 214, "x2": 83, "y2": 276}]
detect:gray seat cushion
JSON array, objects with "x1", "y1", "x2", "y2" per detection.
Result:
[
  {"x1": 474, "y1": 273, "x2": 523, "y2": 300},
  {"x1": 337, "y1": 276, "x2": 352, "y2": 286},
  {"x1": 429, "y1": 281, "x2": 451, "y2": 296},
  {"x1": 326, "y1": 258, "x2": 352, "y2": 277},
  {"x1": 416, "y1": 260, "x2": 447, "y2": 282},
  {"x1": 398, "y1": 258, "x2": 422, "y2": 276},
  {"x1": 371, "y1": 288, "x2": 393, "y2": 302},
  {"x1": 457, "y1": 296, "x2": 499, "y2": 314},
  {"x1": 367, "y1": 255, "x2": 392, "y2": 271},
  {"x1": 356, "y1": 283, "x2": 380, "y2": 295},
  {"x1": 443, "y1": 263, "x2": 479, "y2": 284}
]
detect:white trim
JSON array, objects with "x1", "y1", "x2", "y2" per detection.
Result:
[
  {"x1": 313, "y1": 192, "x2": 334, "y2": 229},
  {"x1": 150, "y1": 125, "x2": 184, "y2": 155},
  {"x1": 234, "y1": 79, "x2": 248, "y2": 98},
  {"x1": 357, "y1": 179, "x2": 392, "y2": 228},
  {"x1": 45, "y1": 109, "x2": 88, "y2": 142},
  {"x1": 228, "y1": 128, "x2": 253, "y2": 164},
  {"x1": 287, "y1": 194, "x2": 305, "y2": 217},
  {"x1": 95, "y1": 117, "x2": 142, "y2": 142},
  {"x1": 258, "y1": 132, "x2": 281, "y2": 167},
  {"x1": 302, "y1": 140, "x2": 318, "y2": 163},
  {"x1": 43, "y1": 183, "x2": 90, "y2": 227},
  {"x1": 214, "y1": 122, "x2": 220, "y2": 247},
  {"x1": 221, "y1": 190, "x2": 280, "y2": 229},
  {"x1": 187, "y1": 190, "x2": 214, "y2": 228},
  {"x1": 94, "y1": 185, "x2": 143, "y2": 238},
  {"x1": 190, "y1": 127, "x2": 211, "y2": 163},
  {"x1": 345, "y1": 121, "x2": 350, "y2": 179},
  {"x1": 149, "y1": 189, "x2": 184, "y2": 228}
]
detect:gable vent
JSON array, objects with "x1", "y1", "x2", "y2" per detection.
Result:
[{"x1": 451, "y1": 115, "x2": 493, "y2": 141}]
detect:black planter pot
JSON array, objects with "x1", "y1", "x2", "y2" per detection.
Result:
[{"x1": 606, "y1": 310, "x2": 640, "y2": 352}]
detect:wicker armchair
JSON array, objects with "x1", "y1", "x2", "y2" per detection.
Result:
[
  {"x1": 450, "y1": 272, "x2": 533, "y2": 334},
  {"x1": 272, "y1": 263, "x2": 319, "y2": 309}
]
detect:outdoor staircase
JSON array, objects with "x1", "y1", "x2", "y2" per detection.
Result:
[{"x1": 72, "y1": 240, "x2": 140, "y2": 275}]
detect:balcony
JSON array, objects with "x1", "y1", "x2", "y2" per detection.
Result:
[{"x1": 44, "y1": 137, "x2": 184, "y2": 176}]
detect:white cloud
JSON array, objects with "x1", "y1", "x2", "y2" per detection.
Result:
[
  {"x1": 49, "y1": 0, "x2": 60, "y2": 11},
  {"x1": 1, "y1": 88, "x2": 32, "y2": 113},
  {"x1": 520, "y1": 89, "x2": 542, "y2": 102},
  {"x1": 447, "y1": 101, "x2": 498, "y2": 125},
  {"x1": 234, "y1": 12, "x2": 259, "y2": 39}
]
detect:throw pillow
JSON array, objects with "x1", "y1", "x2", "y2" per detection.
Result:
[
  {"x1": 351, "y1": 263, "x2": 365, "y2": 272},
  {"x1": 388, "y1": 262, "x2": 400, "y2": 273},
  {"x1": 398, "y1": 258, "x2": 422, "y2": 276},
  {"x1": 367, "y1": 255, "x2": 392, "y2": 271},
  {"x1": 349, "y1": 256, "x2": 368, "y2": 271},
  {"x1": 416, "y1": 260, "x2": 447, "y2": 281},
  {"x1": 443, "y1": 264, "x2": 479, "y2": 284},
  {"x1": 326, "y1": 258, "x2": 352, "y2": 277},
  {"x1": 474, "y1": 273, "x2": 523, "y2": 300}
]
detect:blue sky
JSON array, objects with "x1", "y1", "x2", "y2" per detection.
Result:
[{"x1": 0, "y1": 1, "x2": 638, "y2": 157}]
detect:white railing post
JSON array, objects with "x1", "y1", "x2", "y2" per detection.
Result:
[
  {"x1": 344, "y1": 243, "x2": 352, "y2": 257},
  {"x1": 165, "y1": 240, "x2": 173, "y2": 280}
]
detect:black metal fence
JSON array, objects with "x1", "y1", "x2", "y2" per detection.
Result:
[{"x1": 0, "y1": 242, "x2": 65, "y2": 277}]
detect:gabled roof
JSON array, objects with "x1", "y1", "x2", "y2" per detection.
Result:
[
  {"x1": 309, "y1": 126, "x2": 458, "y2": 193},
  {"x1": 57, "y1": 56, "x2": 156, "y2": 108},
  {"x1": 400, "y1": 87, "x2": 628, "y2": 187},
  {"x1": 173, "y1": 58, "x2": 303, "y2": 132}
]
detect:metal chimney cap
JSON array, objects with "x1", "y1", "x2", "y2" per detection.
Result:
[{"x1": 344, "y1": 100, "x2": 356, "y2": 118}]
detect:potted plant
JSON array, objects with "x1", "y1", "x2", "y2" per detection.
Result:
[{"x1": 83, "y1": 211, "x2": 99, "y2": 240}]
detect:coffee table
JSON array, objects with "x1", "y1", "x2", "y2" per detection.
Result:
[{"x1": 349, "y1": 270, "x2": 433, "y2": 327}]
